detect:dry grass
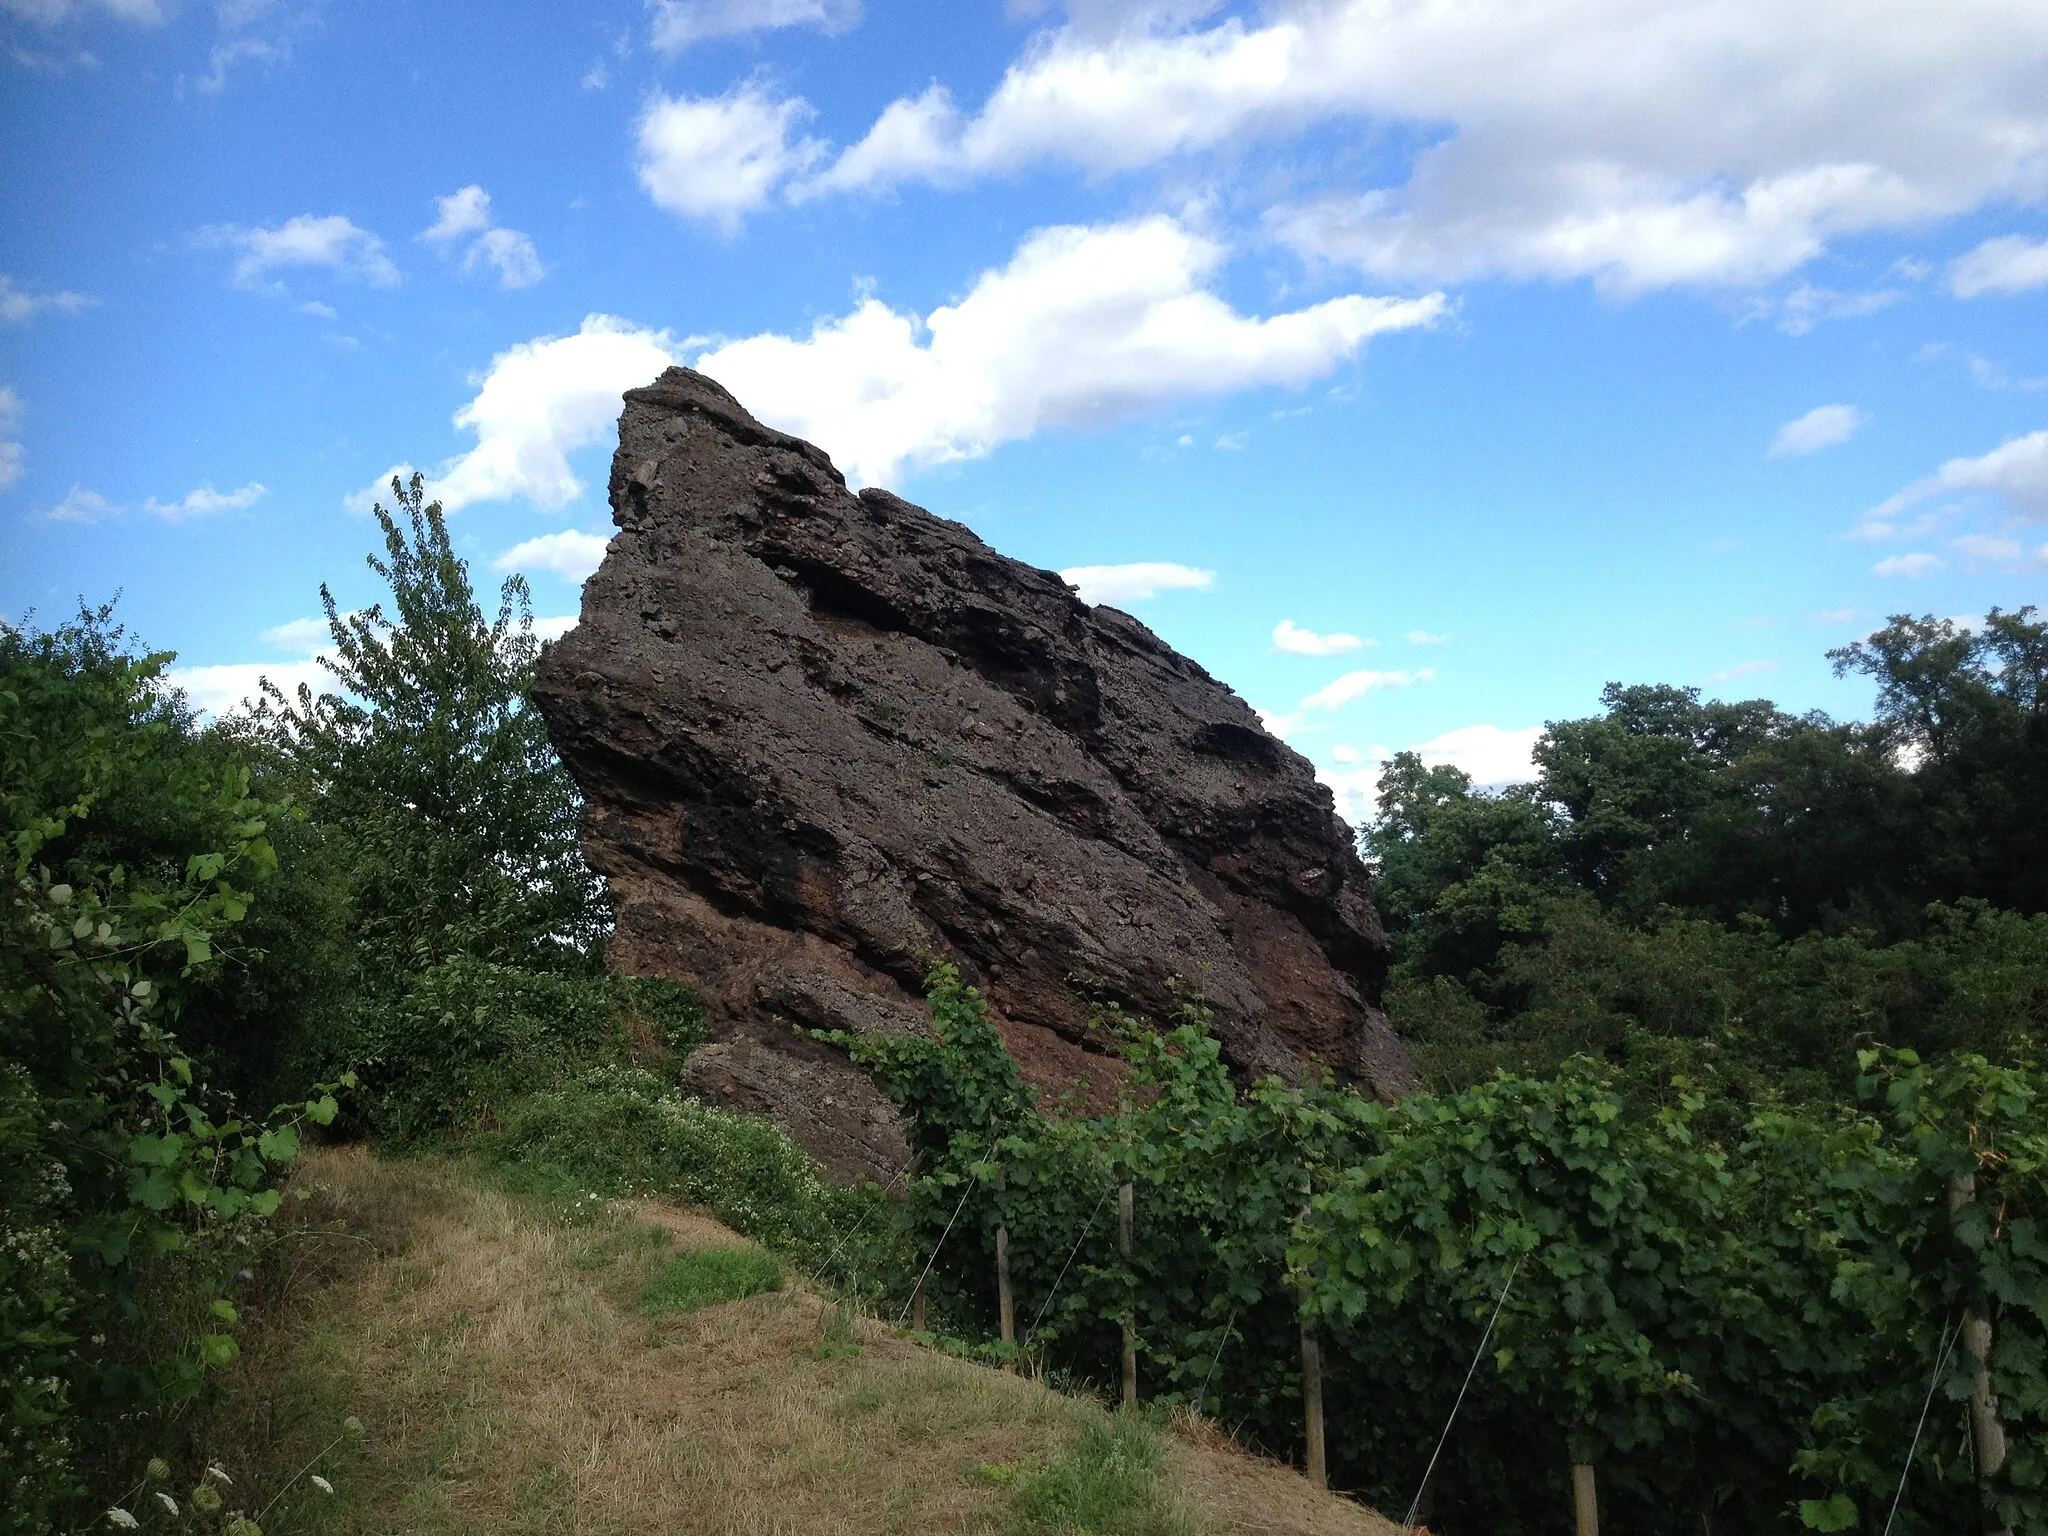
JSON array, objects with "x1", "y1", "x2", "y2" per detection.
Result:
[{"x1": 195, "y1": 1147, "x2": 1399, "y2": 1536}]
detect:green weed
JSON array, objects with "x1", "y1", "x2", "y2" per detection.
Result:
[
  {"x1": 637, "y1": 1246, "x2": 783, "y2": 1316},
  {"x1": 1009, "y1": 1413, "x2": 1193, "y2": 1536}
]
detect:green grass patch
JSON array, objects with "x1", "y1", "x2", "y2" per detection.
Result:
[
  {"x1": 637, "y1": 1246, "x2": 783, "y2": 1316},
  {"x1": 1010, "y1": 1414, "x2": 1192, "y2": 1536}
]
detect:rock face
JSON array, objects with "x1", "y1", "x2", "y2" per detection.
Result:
[{"x1": 532, "y1": 368, "x2": 1416, "y2": 1182}]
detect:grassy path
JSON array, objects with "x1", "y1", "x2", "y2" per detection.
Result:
[{"x1": 196, "y1": 1147, "x2": 1399, "y2": 1535}]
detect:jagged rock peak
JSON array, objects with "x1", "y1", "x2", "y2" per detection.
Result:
[{"x1": 532, "y1": 367, "x2": 1416, "y2": 1181}]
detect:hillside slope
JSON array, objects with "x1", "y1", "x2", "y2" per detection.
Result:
[{"x1": 197, "y1": 1148, "x2": 1401, "y2": 1535}]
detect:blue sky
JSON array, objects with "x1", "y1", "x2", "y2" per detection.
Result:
[{"x1": 4, "y1": 0, "x2": 2047, "y2": 818}]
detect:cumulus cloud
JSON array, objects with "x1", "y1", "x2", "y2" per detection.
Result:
[
  {"x1": 1, "y1": 0, "x2": 161, "y2": 24},
  {"x1": 422, "y1": 185, "x2": 546, "y2": 289},
  {"x1": 533, "y1": 614, "x2": 580, "y2": 642},
  {"x1": 804, "y1": 0, "x2": 2048, "y2": 294},
  {"x1": 0, "y1": 386, "x2": 21, "y2": 491},
  {"x1": 1771, "y1": 403, "x2": 1866, "y2": 457},
  {"x1": 636, "y1": 80, "x2": 825, "y2": 230},
  {"x1": 1300, "y1": 667, "x2": 1432, "y2": 711},
  {"x1": 1705, "y1": 658, "x2": 1779, "y2": 684},
  {"x1": 1408, "y1": 723, "x2": 1541, "y2": 786},
  {"x1": 1872, "y1": 552, "x2": 1944, "y2": 579},
  {"x1": 648, "y1": 0, "x2": 860, "y2": 52},
  {"x1": 261, "y1": 615, "x2": 333, "y2": 654},
  {"x1": 1405, "y1": 629, "x2": 1448, "y2": 645},
  {"x1": 200, "y1": 214, "x2": 400, "y2": 290},
  {"x1": 494, "y1": 529, "x2": 614, "y2": 583},
  {"x1": 1951, "y1": 236, "x2": 2048, "y2": 298},
  {"x1": 0, "y1": 273, "x2": 95, "y2": 324},
  {"x1": 166, "y1": 659, "x2": 330, "y2": 719},
  {"x1": 350, "y1": 315, "x2": 679, "y2": 515},
  {"x1": 1864, "y1": 427, "x2": 2048, "y2": 530},
  {"x1": 142, "y1": 481, "x2": 266, "y2": 522},
  {"x1": 1272, "y1": 618, "x2": 1365, "y2": 655},
  {"x1": 1061, "y1": 561, "x2": 1213, "y2": 605},
  {"x1": 44, "y1": 486, "x2": 121, "y2": 523},
  {"x1": 1317, "y1": 721, "x2": 1540, "y2": 818},
  {"x1": 1952, "y1": 533, "x2": 2048, "y2": 571},
  {"x1": 694, "y1": 215, "x2": 1445, "y2": 485}
]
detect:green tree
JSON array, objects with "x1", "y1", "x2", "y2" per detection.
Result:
[{"x1": 256, "y1": 473, "x2": 606, "y2": 979}]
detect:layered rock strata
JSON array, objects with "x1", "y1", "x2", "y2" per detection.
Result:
[{"x1": 533, "y1": 368, "x2": 1416, "y2": 1182}]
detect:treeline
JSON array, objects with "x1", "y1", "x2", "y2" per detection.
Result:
[{"x1": 1366, "y1": 608, "x2": 2048, "y2": 1111}]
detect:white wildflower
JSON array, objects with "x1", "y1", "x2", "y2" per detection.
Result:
[
  {"x1": 155, "y1": 1492, "x2": 178, "y2": 1515},
  {"x1": 208, "y1": 1462, "x2": 234, "y2": 1484},
  {"x1": 107, "y1": 1511, "x2": 138, "y2": 1530},
  {"x1": 310, "y1": 1474, "x2": 334, "y2": 1494}
]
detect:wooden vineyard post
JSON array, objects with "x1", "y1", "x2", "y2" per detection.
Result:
[
  {"x1": 1571, "y1": 1462, "x2": 1598, "y2": 1536},
  {"x1": 1301, "y1": 1316, "x2": 1326, "y2": 1488},
  {"x1": 1951, "y1": 1173, "x2": 2015, "y2": 1536},
  {"x1": 1119, "y1": 1181, "x2": 1137, "y2": 1410},
  {"x1": 1298, "y1": 1172, "x2": 1326, "y2": 1489},
  {"x1": 911, "y1": 1274, "x2": 925, "y2": 1334},
  {"x1": 996, "y1": 1222, "x2": 1016, "y2": 1363}
]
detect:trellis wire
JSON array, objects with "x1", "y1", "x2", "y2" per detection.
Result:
[
  {"x1": 1196, "y1": 1307, "x2": 1240, "y2": 1406},
  {"x1": 1021, "y1": 1182, "x2": 1116, "y2": 1349},
  {"x1": 814, "y1": 1161, "x2": 910, "y2": 1288},
  {"x1": 1402, "y1": 1252, "x2": 1526, "y2": 1534},
  {"x1": 896, "y1": 1170, "x2": 980, "y2": 1328},
  {"x1": 1881, "y1": 1311, "x2": 1962, "y2": 1536}
]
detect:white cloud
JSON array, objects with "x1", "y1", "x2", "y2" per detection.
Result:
[
  {"x1": 1766, "y1": 284, "x2": 1901, "y2": 336},
  {"x1": 533, "y1": 614, "x2": 580, "y2": 642},
  {"x1": 0, "y1": 386, "x2": 20, "y2": 492},
  {"x1": 649, "y1": 0, "x2": 860, "y2": 53},
  {"x1": 1705, "y1": 658, "x2": 1779, "y2": 684},
  {"x1": 166, "y1": 659, "x2": 329, "y2": 719},
  {"x1": 636, "y1": 81, "x2": 825, "y2": 231},
  {"x1": 44, "y1": 486, "x2": 121, "y2": 523},
  {"x1": 1214, "y1": 430, "x2": 1247, "y2": 450},
  {"x1": 1300, "y1": 667, "x2": 1432, "y2": 711},
  {"x1": 1317, "y1": 721, "x2": 1541, "y2": 819},
  {"x1": 1061, "y1": 561, "x2": 1213, "y2": 605},
  {"x1": 1272, "y1": 618, "x2": 1366, "y2": 655},
  {"x1": 1951, "y1": 236, "x2": 2048, "y2": 298},
  {"x1": 422, "y1": 186, "x2": 545, "y2": 289},
  {"x1": 1865, "y1": 427, "x2": 2048, "y2": 529},
  {"x1": 1410, "y1": 723, "x2": 1541, "y2": 787},
  {"x1": 197, "y1": 34, "x2": 284, "y2": 94},
  {"x1": 261, "y1": 615, "x2": 332, "y2": 654},
  {"x1": 0, "y1": 273, "x2": 94, "y2": 324},
  {"x1": 494, "y1": 529, "x2": 614, "y2": 583},
  {"x1": 142, "y1": 481, "x2": 265, "y2": 522},
  {"x1": 0, "y1": 0, "x2": 161, "y2": 24},
  {"x1": 296, "y1": 299, "x2": 337, "y2": 319},
  {"x1": 1952, "y1": 533, "x2": 2021, "y2": 566},
  {"x1": 351, "y1": 315, "x2": 679, "y2": 515},
  {"x1": 1770, "y1": 403, "x2": 1866, "y2": 457},
  {"x1": 694, "y1": 215, "x2": 1446, "y2": 485},
  {"x1": 1405, "y1": 629, "x2": 1448, "y2": 645},
  {"x1": 808, "y1": 0, "x2": 2048, "y2": 294},
  {"x1": 200, "y1": 214, "x2": 401, "y2": 290},
  {"x1": 1872, "y1": 552, "x2": 1944, "y2": 579}
]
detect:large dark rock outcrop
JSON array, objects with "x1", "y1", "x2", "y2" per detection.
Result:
[{"x1": 533, "y1": 369, "x2": 1416, "y2": 1182}]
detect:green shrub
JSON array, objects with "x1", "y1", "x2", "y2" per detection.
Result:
[
  {"x1": 638, "y1": 1247, "x2": 782, "y2": 1315},
  {"x1": 335, "y1": 960, "x2": 703, "y2": 1146},
  {"x1": 484, "y1": 1066, "x2": 891, "y2": 1286}
]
